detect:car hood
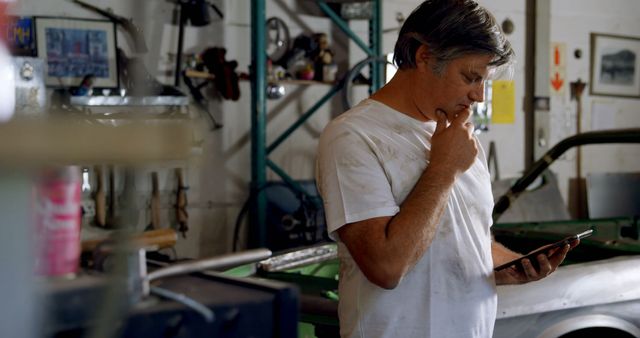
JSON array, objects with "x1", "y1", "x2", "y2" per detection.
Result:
[{"x1": 497, "y1": 255, "x2": 640, "y2": 319}]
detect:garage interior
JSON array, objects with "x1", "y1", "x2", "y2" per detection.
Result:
[{"x1": 1, "y1": 0, "x2": 639, "y2": 337}]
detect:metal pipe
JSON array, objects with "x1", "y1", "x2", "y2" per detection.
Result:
[
  {"x1": 524, "y1": 0, "x2": 536, "y2": 169},
  {"x1": 146, "y1": 248, "x2": 272, "y2": 282},
  {"x1": 250, "y1": 0, "x2": 268, "y2": 248}
]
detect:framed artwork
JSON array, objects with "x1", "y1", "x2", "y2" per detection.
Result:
[
  {"x1": 590, "y1": 33, "x2": 640, "y2": 98},
  {"x1": 0, "y1": 16, "x2": 36, "y2": 56},
  {"x1": 34, "y1": 17, "x2": 118, "y2": 89}
]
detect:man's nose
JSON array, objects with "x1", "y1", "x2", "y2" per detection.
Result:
[{"x1": 469, "y1": 81, "x2": 485, "y2": 103}]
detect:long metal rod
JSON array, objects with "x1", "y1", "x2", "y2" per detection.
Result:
[
  {"x1": 524, "y1": 0, "x2": 536, "y2": 168},
  {"x1": 266, "y1": 84, "x2": 342, "y2": 155},
  {"x1": 146, "y1": 248, "x2": 272, "y2": 282},
  {"x1": 317, "y1": 0, "x2": 374, "y2": 56},
  {"x1": 250, "y1": 0, "x2": 268, "y2": 248}
]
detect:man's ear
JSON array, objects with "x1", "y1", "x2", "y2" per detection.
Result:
[{"x1": 415, "y1": 44, "x2": 431, "y2": 72}]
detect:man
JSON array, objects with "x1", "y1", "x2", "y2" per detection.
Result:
[{"x1": 315, "y1": 1, "x2": 578, "y2": 337}]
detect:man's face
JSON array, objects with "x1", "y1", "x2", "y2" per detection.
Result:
[{"x1": 417, "y1": 53, "x2": 494, "y2": 122}]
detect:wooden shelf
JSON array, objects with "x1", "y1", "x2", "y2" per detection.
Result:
[{"x1": 0, "y1": 118, "x2": 194, "y2": 165}]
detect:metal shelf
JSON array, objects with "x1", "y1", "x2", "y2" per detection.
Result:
[
  {"x1": 249, "y1": 0, "x2": 383, "y2": 248},
  {"x1": 70, "y1": 95, "x2": 189, "y2": 107}
]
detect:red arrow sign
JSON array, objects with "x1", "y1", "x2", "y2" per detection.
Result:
[
  {"x1": 554, "y1": 46, "x2": 561, "y2": 66},
  {"x1": 551, "y1": 72, "x2": 564, "y2": 91}
]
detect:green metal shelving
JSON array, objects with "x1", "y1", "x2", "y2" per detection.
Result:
[{"x1": 249, "y1": 0, "x2": 383, "y2": 248}]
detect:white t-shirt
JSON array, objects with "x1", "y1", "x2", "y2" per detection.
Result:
[{"x1": 316, "y1": 99, "x2": 497, "y2": 338}]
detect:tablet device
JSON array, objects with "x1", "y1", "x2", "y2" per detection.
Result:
[{"x1": 494, "y1": 229, "x2": 593, "y2": 272}]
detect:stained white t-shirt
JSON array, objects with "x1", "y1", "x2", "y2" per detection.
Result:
[{"x1": 316, "y1": 99, "x2": 497, "y2": 338}]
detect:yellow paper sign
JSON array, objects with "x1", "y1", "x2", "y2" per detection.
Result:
[{"x1": 492, "y1": 80, "x2": 515, "y2": 124}]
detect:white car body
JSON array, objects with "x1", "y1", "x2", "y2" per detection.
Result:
[{"x1": 494, "y1": 256, "x2": 640, "y2": 338}]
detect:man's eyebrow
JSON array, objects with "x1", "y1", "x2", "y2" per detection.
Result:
[{"x1": 465, "y1": 70, "x2": 484, "y2": 79}]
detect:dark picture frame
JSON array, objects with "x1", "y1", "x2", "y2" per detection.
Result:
[
  {"x1": 590, "y1": 32, "x2": 640, "y2": 99},
  {"x1": 34, "y1": 17, "x2": 118, "y2": 89}
]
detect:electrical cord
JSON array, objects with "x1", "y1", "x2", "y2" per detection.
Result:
[{"x1": 150, "y1": 286, "x2": 215, "y2": 322}]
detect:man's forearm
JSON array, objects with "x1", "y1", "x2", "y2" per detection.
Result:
[
  {"x1": 383, "y1": 164, "x2": 457, "y2": 276},
  {"x1": 337, "y1": 162, "x2": 458, "y2": 289}
]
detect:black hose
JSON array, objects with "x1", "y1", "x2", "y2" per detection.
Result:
[
  {"x1": 232, "y1": 193, "x2": 252, "y2": 252},
  {"x1": 492, "y1": 128, "x2": 640, "y2": 222}
]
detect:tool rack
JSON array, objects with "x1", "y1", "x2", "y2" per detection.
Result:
[{"x1": 249, "y1": 0, "x2": 383, "y2": 248}]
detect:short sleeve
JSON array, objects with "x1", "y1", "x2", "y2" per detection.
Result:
[{"x1": 316, "y1": 122, "x2": 400, "y2": 241}]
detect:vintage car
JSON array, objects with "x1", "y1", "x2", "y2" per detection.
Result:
[{"x1": 491, "y1": 128, "x2": 640, "y2": 338}]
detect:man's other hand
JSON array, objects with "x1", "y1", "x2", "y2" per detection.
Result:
[{"x1": 495, "y1": 239, "x2": 580, "y2": 285}]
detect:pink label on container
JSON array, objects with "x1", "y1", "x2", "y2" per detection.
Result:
[{"x1": 35, "y1": 180, "x2": 81, "y2": 276}]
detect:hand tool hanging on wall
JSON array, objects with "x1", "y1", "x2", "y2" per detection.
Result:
[
  {"x1": 200, "y1": 47, "x2": 240, "y2": 101},
  {"x1": 93, "y1": 166, "x2": 107, "y2": 227},
  {"x1": 117, "y1": 167, "x2": 140, "y2": 229},
  {"x1": 182, "y1": 70, "x2": 223, "y2": 130},
  {"x1": 106, "y1": 166, "x2": 117, "y2": 228},
  {"x1": 175, "y1": 168, "x2": 189, "y2": 238},
  {"x1": 173, "y1": 0, "x2": 224, "y2": 87},
  {"x1": 569, "y1": 79, "x2": 588, "y2": 219},
  {"x1": 147, "y1": 172, "x2": 161, "y2": 231}
]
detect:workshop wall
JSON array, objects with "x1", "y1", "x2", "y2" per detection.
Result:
[
  {"x1": 8, "y1": 0, "x2": 232, "y2": 258},
  {"x1": 8, "y1": 0, "x2": 339, "y2": 258},
  {"x1": 9, "y1": 0, "x2": 639, "y2": 258},
  {"x1": 548, "y1": 0, "x2": 640, "y2": 204},
  {"x1": 476, "y1": 0, "x2": 527, "y2": 179}
]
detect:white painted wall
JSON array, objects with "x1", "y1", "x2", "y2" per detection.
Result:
[
  {"x1": 476, "y1": 0, "x2": 527, "y2": 179},
  {"x1": 548, "y1": 0, "x2": 640, "y2": 205},
  {"x1": 9, "y1": 0, "x2": 639, "y2": 257}
]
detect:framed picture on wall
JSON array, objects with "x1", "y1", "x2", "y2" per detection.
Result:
[
  {"x1": 590, "y1": 33, "x2": 640, "y2": 98},
  {"x1": 34, "y1": 17, "x2": 118, "y2": 89}
]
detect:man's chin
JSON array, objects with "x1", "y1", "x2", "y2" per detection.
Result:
[{"x1": 453, "y1": 107, "x2": 471, "y2": 118}]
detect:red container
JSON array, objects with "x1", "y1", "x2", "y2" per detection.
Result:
[{"x1": 34, "y1": 166, "x2": 82, "y2": 277}]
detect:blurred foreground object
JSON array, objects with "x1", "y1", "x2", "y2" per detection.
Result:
[
  {"x1": 0, "y1": 41, "x2": 15, "y2": 121},
  {"x1": 34, "y1": 166, "x2": 82, "y2": 278},
  {"x1": 0, "y1": 118, "x2": 193, "y2": 165}
]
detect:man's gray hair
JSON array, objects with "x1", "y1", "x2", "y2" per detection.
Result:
[{"x1": 393, "y1": 0, "x2": 514, "y2": 75}]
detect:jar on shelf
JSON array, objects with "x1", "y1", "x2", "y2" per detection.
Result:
[{"x1": 33, "y1": 166, "x2": 82, "y2": 278}]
